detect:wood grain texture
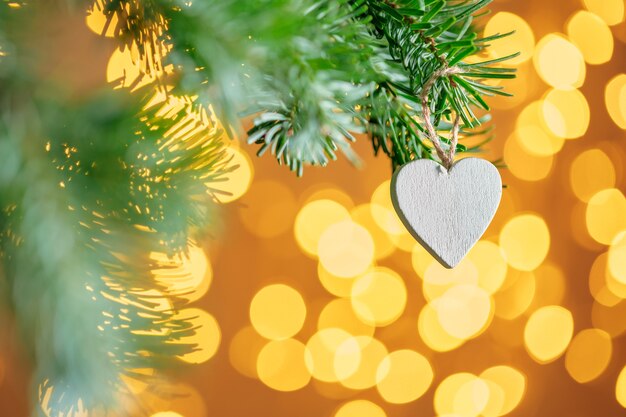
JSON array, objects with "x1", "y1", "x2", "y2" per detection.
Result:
[{"x1": 391, "y1": 158, "x2": 502, "y2": 269}]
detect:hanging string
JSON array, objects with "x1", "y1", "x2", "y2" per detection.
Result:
[{"x1": 419, "y1": 66, "x2": 464, "y2": 170}]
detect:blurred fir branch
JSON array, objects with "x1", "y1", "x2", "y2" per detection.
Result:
[
  {"x1": 0, "y1": 0, "x2": 514, "y2": 415},
  {"x1": 1, "y1": 2, "x2": 230, "y2": 416}
]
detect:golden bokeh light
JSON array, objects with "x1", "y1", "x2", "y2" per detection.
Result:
[
  {"x1": 480, "y1": 366, "x2": 526, "y2": 416},
  {"x1": 542, "y1": 89, "x2": 590, "y2": 139},
  {"x1": 609, "y1": 232, "x2": 626, "y2": 284},
  {"x1": 468, "y1": 240, "x2": 508, "y2": 295},
  {"x1": 334, "y1": 400, "x2": 386, "y2": 417},
  {"x1": 503, "y1": 133, "x2": 553, "y2": 181},
  {"x1": 151, "y1": 243, "x2": 212, "y2": 303},
  {"x1": 434, "y1": 373, "x2": 487, "y2": 417},
  {"x1": 592, "y1": 300, "x2": 626, "y2": 338},
  {"x1": 318, "y1": 220, "x2": 375, "y2": 278},
  {"x1": 500, "y1": 214, "x2": 550, "y2": 271},
  {"x1": 565, "y1": 328, "x2": 612, "y2": 383},
  {"x1": 524, "y1": 306, "x2": 574, "y2": 363},
  {"x1": 370, "y1": 180, "x2": 406, "y2": 236},
  {"x1": 318, "y1": 298, "x2": 374, "y2": 338},
  {"x1": 151, "y1": 412, "x2": 183, "y2": 417},
  {"x1": 418, "y1": 303, "x2": 465, "y2": 352},
  {"x1": 213, "y1": 147, "x2": 254, "y2": 203},
  {"x1": 229, "y1": 326, "x2": 266, "y2": 379},
  {"x1": 412, "y1": 243, "x2": 436, "y2": 278},
  {"x1": 106, "y1": 47, "x2": 148, "y2": 90},
  {"x1": 304, "y1": 328, "x2": 357, "y2": 383},
  {"x1": 533, "y1": 34, "x2": 585, "y2": 90},
  {"x1": 294, "y1": 199, "x2": 351, "y2": 257},
  {"x1": 351, "y1": 204, "x2": 396, "y2": 260},
  {"x1": 433, "y1": 284, "x2": 493, "y2": 340},
  {"x1": 423, "y1": 259, "x2": 478, "y2": 301},
  {"x1": 454, "y1": 377, "x2": 490, "y2": 417},
  {"x1": 376, "y1": 350, "x2": 433, "y2": 404},
  {"x1": 605, "y1": 74, "x2": 626, "y2": 129},
  {"x1": 617, "y1": 366, "x2": 626, "y2": 408},
  {"x1": 583, "y1": 0, "x2": 625, "y2": 26},
  {"x1": 566, "y1": 11, "x2": 613, "y2": 65},
  {"x1": 494, "y1": 270, "x2": 536, "y2": 320},
  {"x1": 351, "y1": 267, "x2": 407, "y2": 327},
  {"x1": 86, "y1": 6, "x2": 117, "y2": 37},
  {"x1": 174, "y1": 308, "x2": 221, "y2": 364},
  {"x1": 484, "y1": 12, "x2": 535, "y2": 65},
  {"x1": 239, "y1": 180, "x2": 297, "y2": 238},
  {"x1": 340, "y1": 337, "x2": 388, "y2": 390},
  {"x1": 589, "y1": 253, "x2": 622, "y2": 307},
  {"x1": 317, "y1": 263, "x2": 357, "y2": 298},
  {"x1": 334, "y1": 336, "x2": 363, "y2": 381},
  {"x1": 304, "y1": 185, "x2": 354, "y2": 209},
  {"x1": 249, "y1": 284, "x2": 306, "y2": 340},
  {"x1": 257, "y1": 338, "x2": 311, "y2": 392},
  {"x1": 585, "y1": 188, "x2": 626, "y2": 244},
  {"x1": 570, "y1": 149, "x2": 616, "y2": 202},
  {"x1": 515, "y1": 101, "x2": 564, "y2": 156}
]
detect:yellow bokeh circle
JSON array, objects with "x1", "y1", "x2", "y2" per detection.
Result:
[
  {"x1": 480, "y1": 366, "x2": 527, "y2": 416},
  {"x1": 468, "y1": 240, "x2": 508, "y2": 295},
  {"x1": 565, "y1": 328, "x2": 612, "y2": 383},
  {"x1": 340, "y1": 336, "x2": 388, "y2": 390},
  {"x1": 494, "y1": 271, "x2": 536, "y2": 320},
  {"x1": 376, "y1": 350, "x2": 433, "y2": 404},
  {"x1": 305, "y1": 328, "x2": 357, "y2": 383},
  {"x1": 533, "y1": 34, "x2": 585, "y2": 90},
  {"x1": 617, "y1": 366, "x2": 626, "y2": 408},
  {"x1": 256, "y1": 338, "x2": 311, "y2": 392},
  {"x1": 500, "y1": 214, "x2": 550, "y2": 271},
  {"x1": 423, "y1": 258, "x2": 478, "y2": 302},
  {"x1": 605, "y1": 74, "x2": 626, "y2": 129},
  {"x1": 213, "y1": 147, "x2": 254, "y2": 203},
  {"x1": 567, "y1": 11, "x2": 613, "y2": 65},
  {"x1": 583, "y1": 0, "x2": 625, "y2": 26},
  {"x1": 484, "y1": 12, "x2": 535, "y2": 65},
  {"x1": 318, "y1": 298, "x2": 374, "y2": 338},
  {"x1": 434, "y1": 373, "x2": 489, "y2": 417},
  {"x1": 524, "y1": 305, "x2": 574, "y2": 363},
  {"x1": 318, "y1": 220, "x2": 375, "y2": 278},
  {"x1": 370, "y1": 180, "x2": 406, "y2": 235},
  {"x1": 174, "y1": 308, "x2": 221, "y2": 364},
  {"x1": 239, "y1": 180, "x2": 297, "y2": 238},
  {"x1": 609, "y1": 232, "x2": 626, "y2": 284},
  {"x1": 570, "y1": 149, "x2": 616, "y2": 202},
  {"x1": 515, "y1": 100, "x2": 565, "y2": 157},
  {"x1": 249, "y1": 284, "x2": 306, "y2": 340},
  {"x1": 294, "y1": 199, "x2": 350, "y2": 257},
  {"x1": 228, "y1": 326, "x2": 266, "y2": 379},
  {"x1": 585, "y1": 188, "x2": 626, "y2": 244},
  {"x1": 503, "y1": 133, "x2": 553, "y2": 181},
  {"x1": 334, "y1": 400, "x2": 386, "y2": 417},
  {"x1": 418, "y1": 303, "x2": 465, "y2": 352},
  {"x1": 433, "y1": 284, "x2": 493, "y2": 340},
  {"x1": 542, "y1": 89, "x2": 590, "y2": 139},
  {"x1": 351, "y1": 267, "x2": 407, "y2": 327}
]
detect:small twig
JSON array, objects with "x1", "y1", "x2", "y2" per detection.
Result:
[{"x1": 420, "y1": 66, "x2": 463, "y2": 170}]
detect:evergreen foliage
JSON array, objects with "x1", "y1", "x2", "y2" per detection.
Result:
[{"x1": 0, "y1": 0, "x2": 514, "y2": 415}]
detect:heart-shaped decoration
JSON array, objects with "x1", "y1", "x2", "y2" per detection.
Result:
[{"x1": 391, "y1": 158, "x2": 502, "y2": 269}]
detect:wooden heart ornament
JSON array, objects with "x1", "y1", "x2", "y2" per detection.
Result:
[{"x1": 391, "y1": 158, "x2": 502, "y2": 269}]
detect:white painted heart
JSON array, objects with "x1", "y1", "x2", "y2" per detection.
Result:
[{"x1": 391, "y1": 158, "x2": 502, "y2": 269}]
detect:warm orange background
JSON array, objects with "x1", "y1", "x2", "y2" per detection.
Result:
[{"x1": 2, "y1": 0, "x2": 626, "y2": 416}]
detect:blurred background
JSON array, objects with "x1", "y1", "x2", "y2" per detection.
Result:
[{"x1": 1, "y1": 0, "x2": 626, "y2": 416}]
